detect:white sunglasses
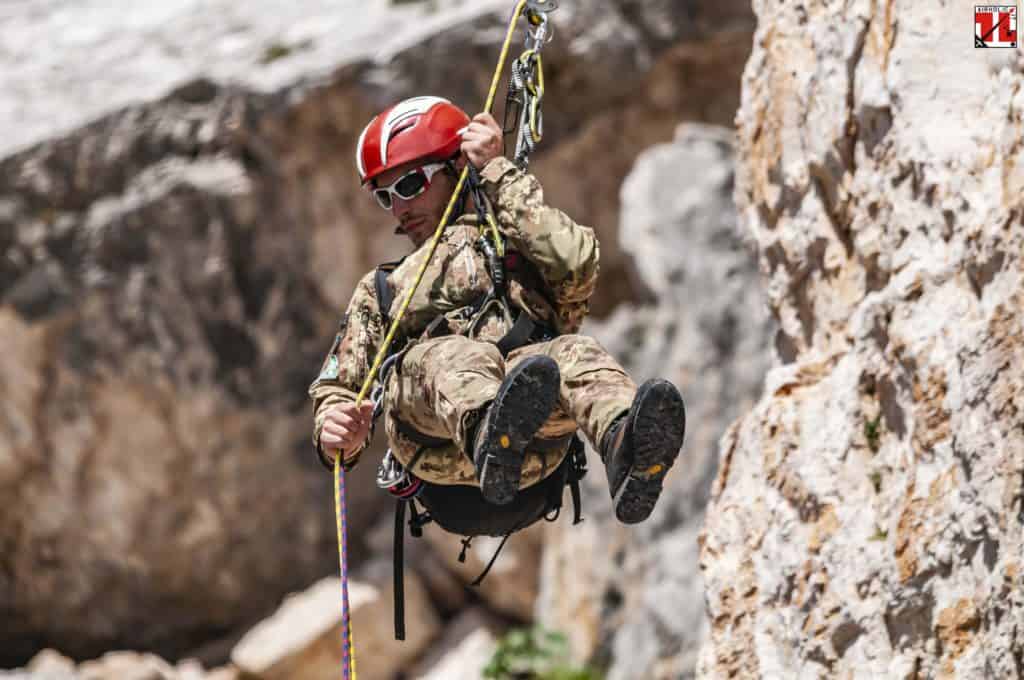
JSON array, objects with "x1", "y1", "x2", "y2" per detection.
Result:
[{"x1": 371, "y1": 162, "x2": 448, "y2": 210}]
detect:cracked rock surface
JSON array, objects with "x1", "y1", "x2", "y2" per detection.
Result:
[{"x1": 698, "y1": 1, "x2": 1024, "y2": 678}]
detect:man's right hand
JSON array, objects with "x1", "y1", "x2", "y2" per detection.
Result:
[{"x1": 320, "y1": 402, "x2": 375, "y2": 464}]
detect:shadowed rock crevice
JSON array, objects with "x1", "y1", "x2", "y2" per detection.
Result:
[{"x1": 858, "y1": 104, "x2": 894, "y2": 159}]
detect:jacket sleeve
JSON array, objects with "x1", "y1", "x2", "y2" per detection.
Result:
[
  {"x1": 480, "y1": 157, "x2": 600, "y2": 332},
  {"x1": 308, "y1": 272, "x2": 384, "y2": 471}
]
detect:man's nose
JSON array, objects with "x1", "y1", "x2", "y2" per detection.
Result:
[{"x1": 391, "y1": 194, "x2": 411, "y2": 218}]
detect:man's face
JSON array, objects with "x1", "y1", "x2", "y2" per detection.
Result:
[{"x1": 371, "y1": 160, "x2": 458, "y2": 248}]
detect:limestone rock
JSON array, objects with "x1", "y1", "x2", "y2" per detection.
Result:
[
  {"x1": 201, "y1": 669, "x2": 240, "y2": 680},
  {"x1": 409, "y1": 608, "x2": 501, "y2": 680},
  {"x1": 231, "y1": 567, "x2": 439, "y2": 680},
  {"x1": 77, "y1": 652, "x2": 178, "y2": 680},
  {"x1": 698, "y1": 1, "x2": 1024, "y2": 678},
  {"x1": 173, "y1": 660, "x2": 210, "y2": 680},
  {"x1": 0, "y1": 652, "x2": 240, "y2": 680},
  {"x1": 0, "y1": 651, "x2": 78, "y2": 680},
  {"x1": 538, "y1": 123, "x2": 773, "y2": 679}
]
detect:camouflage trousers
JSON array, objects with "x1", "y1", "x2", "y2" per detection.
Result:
[{"x1": 383, "y1": 333, "x2": 636, "y2": 488}]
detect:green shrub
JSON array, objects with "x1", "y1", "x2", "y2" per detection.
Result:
[{"x1": 483, "y1": 626, "x2": 603, "y2": 680}]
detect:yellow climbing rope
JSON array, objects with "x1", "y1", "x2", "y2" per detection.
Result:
[{"x1": 333, "y1": 2, "x2": 549, "y2": 677}]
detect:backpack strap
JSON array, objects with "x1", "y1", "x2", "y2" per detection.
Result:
[
  {"x1": 393, "y1": 498, "x2": 407, "y2": 641},
  {"x1": 394, "y1": 417, "x2": 452, "y2": 449},
  {"x1": 566, "y1": 434, "x2": 587, "y2": 525},
  {"x1": 393, "y1": 494, "x2": 435, "y2": 642},
  {"x1": 495, "y1": 311, "x2": 539, "y2": 357},
  {"x1": 392, "y1": 447, "x2": 433, "y2": 641},
  {"x1": 374, "y1": 260, "x2": 403, "y2": 327}
]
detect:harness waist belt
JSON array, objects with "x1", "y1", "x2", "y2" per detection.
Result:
[{"x1": 394, "y1": 415, "x2": 572, "y2": 452}]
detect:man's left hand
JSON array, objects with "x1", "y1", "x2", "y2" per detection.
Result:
[{"x1": 460, "y1": 113, "x2": 503, "y2": 170}]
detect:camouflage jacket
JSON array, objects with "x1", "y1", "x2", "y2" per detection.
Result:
[{"x1": 309, "y1": 156, "x2": 600, "y2": 470}]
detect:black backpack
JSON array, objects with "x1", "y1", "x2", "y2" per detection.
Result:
[
  {"x1": 390, "y1": 439, "x2": 587, "y2": 641},
  {"x1": 372, "y1": 259, "x2": 588, "y2": 640}
]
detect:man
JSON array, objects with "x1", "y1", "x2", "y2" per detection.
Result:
[{"x1": 309, "y1": 96, "x2": 685, "y2": 524}]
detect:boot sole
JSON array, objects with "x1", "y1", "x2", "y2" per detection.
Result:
[
  {"x1": 478, "y1": 356, "x2": 560, "y2": 505},
  {"x1": 613, "y1": 380, "x2": 686, "y2": 524}
]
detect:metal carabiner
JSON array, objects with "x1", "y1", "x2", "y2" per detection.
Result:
[
  {"x1": 523, "y1": 0, "x2": 555, "y2": 49},
  {"x1": 376, "y1": 449, "x2": 408, "y2": 490},
  {"x1": 526, "y1": 15, "x2": 552, "y2": 50}
]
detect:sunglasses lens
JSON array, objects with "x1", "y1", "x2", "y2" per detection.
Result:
[
  {"x1": 374, "y1": 189, "x2": 392, "y2": 210},
  {"x1": 394, "y1": 171, "x2": 427, "y2": 199}
]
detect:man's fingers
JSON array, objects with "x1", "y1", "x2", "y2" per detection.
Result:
[
  {"x1": 319, "y1": 401, "x2": 375, "y2": 467},
  {"x1": 322, "y1": 429, "x2": 356, "y2": 453},
  {"x1": 464, "y1": 121, "x2": 498, "y2": 138},
  {"x1": 329, "y1": 414, "x2": 355, "y2": 431},
  {"x1": 320, "y1": 431, "x2": 344, "y2": 447},
  {"x1": 322, "y1": 422, "x2": 359, "y2": 444},
  {"x1": 471, "y1": 113, "x2": 501, "y2": 135},
  {"x1": 321, "y1": 421, "x2": 349, "y2": 438},
  {"x1": 351, "y1": 406, "x2": 373, "y2": 427},
  {"x1": 322, "y1": 420, "x2": 351, "y2": 435}
]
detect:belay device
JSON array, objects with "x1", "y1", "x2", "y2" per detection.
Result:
[{"x1": 333, "y1": 1, "x2": 574, "y2": 676}]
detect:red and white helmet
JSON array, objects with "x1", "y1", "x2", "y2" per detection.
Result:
[{"x1": 356, "y1": 96, "x2": 470, "y2": 185}]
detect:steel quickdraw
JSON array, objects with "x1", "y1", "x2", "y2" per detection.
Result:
[
  {"x1": 504, "y1": 1, "x2": 555, "y2": 169},
  {"x1": 333, "y1": 1, "x2": 559, "y2": 677}
]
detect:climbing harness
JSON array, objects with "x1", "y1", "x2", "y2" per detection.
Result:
[{"x1": 333, "y1": 0, "x2": 562, "y2": 672}]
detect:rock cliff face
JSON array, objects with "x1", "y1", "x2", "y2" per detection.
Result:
[
  {"x1": 698, "y1": 1, "x2": 1024, "y2": 678},
  {"x1": 0, "y1": 0, "x2": 755, "y2": 670}
]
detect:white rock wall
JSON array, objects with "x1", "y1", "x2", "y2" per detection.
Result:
[{"x1": 699, "y1": 2, "x2": 1024, "y2": 678}]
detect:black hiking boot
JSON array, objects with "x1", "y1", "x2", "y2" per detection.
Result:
[
  {"x1": 469, "y1": 356, "x2": 561, "y2": 506},
  {"x1": 600, "y1": 379, "x2": 686, "y2": 524}
]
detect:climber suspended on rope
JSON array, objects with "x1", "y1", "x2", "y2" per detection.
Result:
[{"x1": 308, "y1": 9, "x2": 685, "y2": 650}]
